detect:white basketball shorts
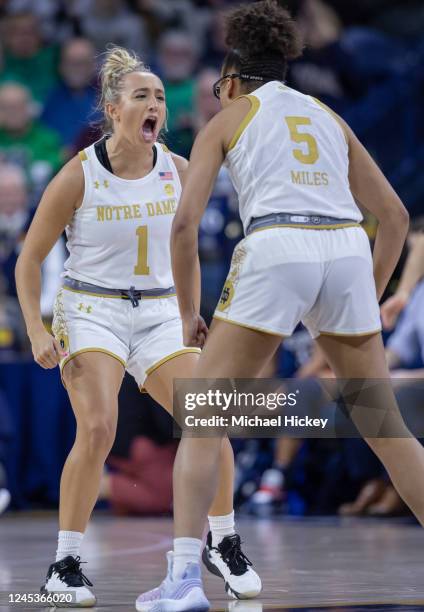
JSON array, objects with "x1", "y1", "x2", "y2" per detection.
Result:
[
  {"x1": 214, "y1": 226, "x2": 382, "y2": 338},
  {"x1": 52, "y1": 288, "x2": 200, "y2": 387}
]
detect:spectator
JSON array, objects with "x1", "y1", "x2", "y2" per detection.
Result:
[
  {"x1": 0, "y1": 82, "x2": 64, "y2": 196},
  {"x1": 79, "y1": 0, "x2": 149, "y2": 60},
  {"x1": 3, "y1": 0, "x2": 78, "y2": 44},
  {"x1": 381, "y1": 221, "x2": 424, "y2": 330},
  {"x1": 0, "y1": 163, "x2": 65, "y2": 319},
  {"x1": 158, "y1": 30, "x2": 198, "y2": 157},
  {"x1": 201, "y1": 9, "x2": 228, "y2": 68},
  {"x1": 0, "y1": 10, "x2": 59, "y2": 104},
  {"x1": 287, "y1": 0, "x2": 367, "y2": 114},
  {"x1": 42, "y1": 38, "x2": 100, "y2": 154},
  {"x1": 131, "y1": 0, "x2": 210, "y2": 56}
]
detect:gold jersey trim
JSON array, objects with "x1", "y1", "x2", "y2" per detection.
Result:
[
  {"x1": 61, "y1": 348, "x2": 126, "y2": 374},
  {"x1": 144, "y1": 348, "x2": 201, "y2": 379},
  {"x1": 227, "y1": 94, "x2": 261, "y2": 152},
  {"x1": 78, "y1": 150, "x2": 88, "y2": 161},
  {"x1": 62, "y1": 286, "x2": 176, "y2": 300},
  {"x1": 213, "y1": 314, "x2": 286, "y2": 338},
  {"x1": 312, "y1": 97, "x2": 349, "y2": 145}
]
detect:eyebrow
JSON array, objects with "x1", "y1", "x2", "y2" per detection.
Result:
[{"x1": 133, "y1": 87, "x2": 165, "y2": 94}]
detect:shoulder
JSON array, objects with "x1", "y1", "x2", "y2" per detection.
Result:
[
  {"x1": 170, "y1": 152, "x2": 189, "y2": 173},
  {"x1": 197, "y1": 96, "x2": 257, "y2": 154},
  {"x1": 47, "y1": 154, "x2": 84, "y2": 200}
]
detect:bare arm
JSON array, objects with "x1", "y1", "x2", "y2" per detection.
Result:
[
  {"x1": 171, "y1": 98, "x2": 251, "y2": 345},
  {"x1": 172, "y1": 152, "x2": 201, "y2": 313},
  {"x1": 335, "y1": 117, "x2": 409, "y2": 300},
  {"x1": 381, "y1": 234, "x2": 424, "y2": 329},
  {"x1": 15, "y1": 155, "x2": 84, "y2": 367}
]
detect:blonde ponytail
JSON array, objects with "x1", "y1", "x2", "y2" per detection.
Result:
[{"x1": 98, "y1": 45, "x2": 150, "y2": 133}]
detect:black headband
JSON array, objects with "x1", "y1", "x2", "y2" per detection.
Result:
[{"x1": 239, "y1": 53, "x2": 286, "y2": 82}]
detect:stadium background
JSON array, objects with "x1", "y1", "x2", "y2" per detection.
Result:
[{"x1": 0, "y1": 0, "x2": 423, "y2": 518}]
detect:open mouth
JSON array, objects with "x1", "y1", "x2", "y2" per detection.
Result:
[{"x1": 141, "y1": 117, "x2": 158, "y2": 142}]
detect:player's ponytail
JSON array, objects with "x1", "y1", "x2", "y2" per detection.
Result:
[
  {"x1": 98, "y1": 45, "x2": 151, "y2": 133},
  {"x1": 223, "y1": 1, "x2": 303, "y2": 85}
]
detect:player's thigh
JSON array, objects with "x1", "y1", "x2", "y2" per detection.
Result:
[
  {"x1": 316, "y1": 332, "x2": 389, "y2": 379},
  {"x1": 317, "y1": 333, "x2": 408, "y2": 439},
  {"x1": 196, "y1": 318, "x2": 282, "y2": 379},
  {"x1": 63, "y1": 351, "x2": 124, "y2": 432},
  {"x1": 144, "y1": 351, "x2": 199, "y2": 415}
]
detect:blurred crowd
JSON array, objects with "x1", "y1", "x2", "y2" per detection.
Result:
[{"x1": 0, "y1": 0, "x2": 423, "y2": 516}]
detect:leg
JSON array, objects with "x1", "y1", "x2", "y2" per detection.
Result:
[
  {"x1": 60, "y1": 352, "x2": 124, "y2": 532},
  {"x1": 173, "y1": 320, "x2": 281, "y2": 540},
  {"x1": 136, "y1": 322, "x2": 280, "y2": 610},
  {"x1": 144, "y1": 352, "x2": 234, "y2": 517},
  {"x1": 42, "y1": 353, "x2": 124, "y2": 606},
  {"x1": 317, "y1": 332, "x2": 424, "y2": 525}
]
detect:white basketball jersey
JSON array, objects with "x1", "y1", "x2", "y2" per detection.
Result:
[
  {"x1": 63, "y1": 142, "x2": 181, "y2": 289},
  {"x1": 225, "y1": 81, "x2": 362, "y2": 232}
]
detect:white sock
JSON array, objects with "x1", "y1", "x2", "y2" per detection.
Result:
[
  {"x1": 55, "y1": 530, "x2": 84, "y2": 562},
  {"x1": 208, "y1": 510, "x2": 235, "y2": 547},
  {"x1": 172, "y1": 537, "x2": 202, "y2": 580}
]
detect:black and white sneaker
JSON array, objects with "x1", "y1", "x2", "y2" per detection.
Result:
[
  {"x1": 202, "y1": 532, "x2": 262, "y2": 599},
  {"x1": 41, "y1": 555, "x2": 96, "y2": 607}
]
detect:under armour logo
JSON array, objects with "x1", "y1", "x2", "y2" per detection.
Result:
[
  {"x1": 94, "y1": 180, "x2": 109, "y2": 189},
  {"x1": 78, "y1": 303, "x2": 92, "y2": 313}
]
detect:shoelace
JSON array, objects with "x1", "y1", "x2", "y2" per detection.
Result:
[
  {"x1": 218, "y1": 535, "x2": 252, "y2": 576},
  {"x1": 56, "y1": 556, "x2": 93, "y2": 587}
]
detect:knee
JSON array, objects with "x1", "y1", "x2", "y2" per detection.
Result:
[{"x1": 77, "y1": 418, "x2": 116, "y2": 458}]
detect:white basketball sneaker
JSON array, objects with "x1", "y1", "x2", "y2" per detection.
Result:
[
  {"x1": 202, "y1": 532, "x2": 262, "y2": 599},
  {"x1": 41, "y1": 555, "x2": 96, "y2": 607},
  {"x1": 136, "y1": 551, "x2": 210, "y2": 612}
]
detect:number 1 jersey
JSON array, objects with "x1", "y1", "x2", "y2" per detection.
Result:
[
  {"x1": 63, "y1": 141, "x2": 181, "y2": 289},
  {"x1": 225, "y1": 81, "x2": 362, "y2": 234}
]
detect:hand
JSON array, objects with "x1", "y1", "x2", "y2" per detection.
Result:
[
  {"x1": 182, "y1": 312, "x2": 208, "y2": 348},
  {"x1": 29, "y1": 328, "x2": 67, "y2": 369},
  {"x1": 380, "y1": 291, "x2": 409, "y2": 330}
]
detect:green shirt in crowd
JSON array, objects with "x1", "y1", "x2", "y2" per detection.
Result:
[
  {"x1": 0, "y1": 45, "x2": 59, "y2": 103},
  {"x1": 0, "y1": 121, "x2": 64, "y2": 183}
]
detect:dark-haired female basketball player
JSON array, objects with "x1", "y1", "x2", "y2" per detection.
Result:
[
  {"x1": 137, "y1": 1, "x2": 424, "y2": 610},
  {"x1": 15, "y1": 46, "x2": 261, "y2": 607}
]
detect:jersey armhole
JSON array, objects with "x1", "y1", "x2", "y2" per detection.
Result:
[
  {"x1": 75, "y1": 149, "x2": 92, "y2": 213},
  {"x1": 227, "y1": 94, "x2": 261, "y2": 153}
]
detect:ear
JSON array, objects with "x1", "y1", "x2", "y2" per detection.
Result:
[
  {"x1": 228, "y1": 77, "x2": 241, "y2": 101},
  {"x1": 106, "y1": 102, "x2": 119, "y2": 124}
]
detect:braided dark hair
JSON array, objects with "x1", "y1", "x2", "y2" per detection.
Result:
[{"x1": 223, "y1": 0, "x2": 303, "y2": 87}]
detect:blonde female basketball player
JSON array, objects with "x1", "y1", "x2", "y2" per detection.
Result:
[
  {"x1": 15, "y1": 47, "x2": 261, "y2": 606},
  {"x1": 137, "y1": 2, "x2": 424, "y2": 610}
]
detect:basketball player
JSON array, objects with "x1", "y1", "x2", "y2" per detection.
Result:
[
  {"x1": 137, "y1": 2, "x2": 424, "y2": 610},
  {"x1": 15, "y1": 47, "x2": 261, "y2": 606}
]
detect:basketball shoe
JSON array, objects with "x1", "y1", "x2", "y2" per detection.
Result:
[
  {"x1": 41, "y1": 555, "x2": 96, "y2": 607},
  {"x1": 202, "y1": 532, "x2": 262, "y2": 599},
  {"x1": 136, "y1": 551, "x2": 210, "y2": 612}
]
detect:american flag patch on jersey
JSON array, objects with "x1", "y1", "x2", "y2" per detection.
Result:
[{"x1": 159, "y1": 171, "x2": 173, "y2": 180}]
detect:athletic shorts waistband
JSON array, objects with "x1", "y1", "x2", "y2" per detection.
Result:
[
  {"x1": 246, "y1": 213, "x2": 360, "y2": 235},
  {"x1": 63, "y1": 277, "x2": 176, "y2": 307}
]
